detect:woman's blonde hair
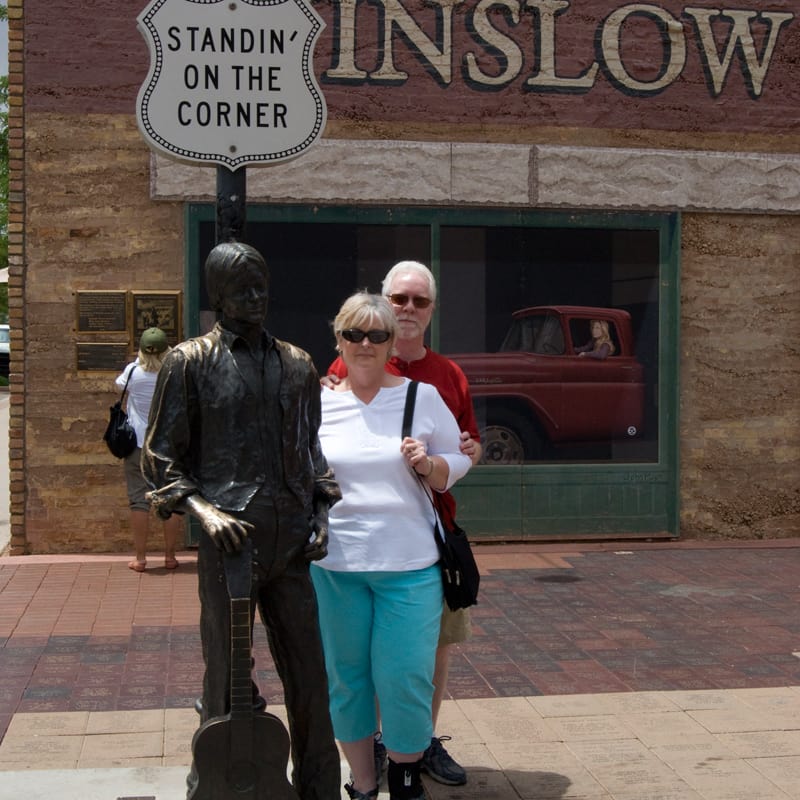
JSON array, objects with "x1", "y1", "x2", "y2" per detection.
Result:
[
  {"x1": 592, "y1": 320, "x2": 615, "y2": 355},
  {"x1": 333, "y1": 292, "x2": 398, "y2": 345},
  {"x1": 137, "y1": 348, "x2": 172, "y2": 373}
]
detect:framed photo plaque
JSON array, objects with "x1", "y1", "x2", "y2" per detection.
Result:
[{"x1": 132, "y1": 291, "x2": 182, "y2": 347}]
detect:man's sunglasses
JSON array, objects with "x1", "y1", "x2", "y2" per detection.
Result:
[
  {"x1": 388, "y1": 293, "x2": 433, "y2": 309},
  {"x1": 340, "y1": 329, "x2": 392, "y2": 344}
]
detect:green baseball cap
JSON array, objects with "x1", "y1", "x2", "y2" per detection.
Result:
[{"x1": 140, "y1": 327, "x2": 168, "y2": 354}]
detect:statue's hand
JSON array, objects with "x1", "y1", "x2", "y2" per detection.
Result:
[
  {"x1": 305, "y1": 504, "x2": 329, "y2": 562},
  {"x1": 198, "y1": 506, "x2": 254, "y2": 553}
]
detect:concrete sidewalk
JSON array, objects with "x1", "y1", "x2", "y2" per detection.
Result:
[
  {"x1": 2, "y1": 685, "x2": 800, "y2": 799},
  {"x1": 1, "y1": 540, "x2": 799, "y2": 799}
]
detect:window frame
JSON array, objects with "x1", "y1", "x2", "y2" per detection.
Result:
[{"x1": 185, "y1": 204, "x2": 681, "y2": 540}]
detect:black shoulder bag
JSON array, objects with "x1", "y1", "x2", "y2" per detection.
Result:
[
  {"x1": 103, "y1": 366, "x2": 138, "y2": 459},
  {"x1": 403, "y1": 381, "x2": 480, "y2": 611}
]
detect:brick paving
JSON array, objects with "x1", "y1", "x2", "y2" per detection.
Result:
[
  {"x1": 1, "y1": 540, "x2": 800, "y2": 799},
  {"x1": 1, "y1": 540, "x2": 799, "y2": 745}
]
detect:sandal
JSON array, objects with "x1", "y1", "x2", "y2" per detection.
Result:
[
  {"x1": 164, "y1": 557, "x2": 179, "y2": 570},
  {"x1": 344, "y1": 784, "x2": 378, "y2": 800},
  {"x1": 128, "y1": 560, "x2": 147, "y2": 572}
]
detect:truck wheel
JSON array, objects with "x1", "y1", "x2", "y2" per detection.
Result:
[
  {"x1": 481, "y1": 426, "x2": 525, "y2": 464},
  {"x1": 480, "y1": 411, "x2": 541, "y2": 464}
]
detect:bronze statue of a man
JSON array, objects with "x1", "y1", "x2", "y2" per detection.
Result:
[{"x1": 142, "y1": 241, "x2": 341, "y2": 800}]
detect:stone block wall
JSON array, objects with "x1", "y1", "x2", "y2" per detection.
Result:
[
  {"x1": 680, "y1": 213, "x2": 800, "y2": 539},
  {"x1": 8, "y1": 0, "x2": 800, "y2": 551},
  {"x1": 13, "y1": 111, "x2": 183, "y2": 553}
]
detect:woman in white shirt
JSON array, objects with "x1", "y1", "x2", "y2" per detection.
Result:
[
  {"x1": 114, "y1": 327, "x2": 183, "y2": 571},
  {"x1": 312, "y1": 293, "x2": 471, "y2": 800}
]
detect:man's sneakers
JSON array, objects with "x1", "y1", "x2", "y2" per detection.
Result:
[{"x1": 421, "y1": 736, "x2": 467, "y2": 785}]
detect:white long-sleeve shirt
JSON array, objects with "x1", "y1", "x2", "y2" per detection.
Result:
[{"x1": 318, "y1": 379, "x2": 471, "y2": 572}]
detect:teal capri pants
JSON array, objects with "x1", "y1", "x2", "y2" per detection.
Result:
[{"x1": 311, "y1": 563, "x2": 442, "y2": 755}]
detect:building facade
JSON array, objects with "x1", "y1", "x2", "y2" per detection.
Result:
[{"x1": 6, "y1": 0, "x2": 799, "y2": 553}]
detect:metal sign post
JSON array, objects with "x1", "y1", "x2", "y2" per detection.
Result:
[
  {"x1": 217, "y1": 168, "x2": 247, "y2": 244},
  {"x1": 136, "y1": 0, "x2": 327, "y2": 243}
]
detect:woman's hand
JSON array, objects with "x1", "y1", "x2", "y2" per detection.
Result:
[{"x1": 401, "y1": 436, "x2": 432, "y2": 476}]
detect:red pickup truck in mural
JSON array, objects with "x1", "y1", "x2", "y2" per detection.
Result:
[{"x1": 448, "y1": 306, "x2": 646, "y2": 463}]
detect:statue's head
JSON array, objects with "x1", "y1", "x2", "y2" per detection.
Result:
[{"x1": 204, "y1": 242, "x2": 270, "y2": 314}]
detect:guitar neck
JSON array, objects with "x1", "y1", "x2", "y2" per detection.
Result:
[
  {"x1": 224, "y1": 546, "x2": 256, "y2": 766},
  {"x1": 230, "y1": 597, "x2": 253, "y2": 722}
]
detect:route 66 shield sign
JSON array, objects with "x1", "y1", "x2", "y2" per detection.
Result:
[{"x1": 136, "y1": 0, "x2": 327, "y2": 169}]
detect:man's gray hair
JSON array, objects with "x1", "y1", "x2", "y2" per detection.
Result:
[{"x1": 381, "y1": 260, "x2": 437, "y2": 303}]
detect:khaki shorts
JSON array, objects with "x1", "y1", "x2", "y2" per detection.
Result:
[
  {"x1": 438, "y1": 604, "x2": 471, "y2": 646},
  {"x1": 124, "y1": 447, "x2": 150, "y2": 511}
]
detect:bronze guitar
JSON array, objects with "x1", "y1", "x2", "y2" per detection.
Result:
[{"x1": 189, "y1": 540, "x2": 300, "y2": 800}]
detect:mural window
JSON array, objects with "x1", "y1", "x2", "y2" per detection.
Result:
[
  {"x1": 195, "y1": 211, "x2": 664, "y2": 467},
  {"x1": 437, "y1": 226, "x2": 660, "y2": 464}
]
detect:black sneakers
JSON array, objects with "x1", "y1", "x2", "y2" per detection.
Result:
[{"x1": 421, "y1": 736, "x2": 467, "y2": 785}]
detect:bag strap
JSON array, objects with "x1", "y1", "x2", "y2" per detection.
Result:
[
  {"x1": 402, "y1": 381, "x2": 446, "y2": 549},
  {"x1": 119, "y1": 364, "x2": 135, "y2": 401},
  {"x1": 401, "y1": 379, "x2": 418, "y2": 439},
  {"x1": 115, "y1": 365, "x2": 136, "y2": 413},
  {"x1": 403, "y1": 380, "x2": 451, "y2": 522}
]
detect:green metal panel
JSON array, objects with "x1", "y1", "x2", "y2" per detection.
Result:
[
  {"x1": 184, "y1": 204, "x2": 681, "y2": 542},
  {"x1": 661, "y1": 214, "x2": 682, "y2": 536},
  {"x1": 183, "y1": 206, "x2": 204, "y2": 547},
  {"x1": 521, "y1": 465, "x2": 670, "y2": 537},
  {"x1": 451, "y1": 464, "x2": 670, "y2": 540},
  {"x1": 450, "y1": 467, "x2": 523, "y2": 537}
]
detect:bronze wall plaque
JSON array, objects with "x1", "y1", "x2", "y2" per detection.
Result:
[
  {"x1": 77, "y1": 343, "x2": 130, "y2": 372},
  {"x1": 132, "y1": 291, "x2": 182, "y2": 346},
  {"x1": 76, "y1": 291, "x2": 128, "y2": 333}
]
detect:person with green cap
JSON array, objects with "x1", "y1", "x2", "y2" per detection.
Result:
[{"x1": 114, "y1": 326, "x2": 183, "y2": 571}]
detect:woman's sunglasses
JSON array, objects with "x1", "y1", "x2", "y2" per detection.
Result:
[
  {"x1": 388, "y1": 293, "x2": 433, "y2": 309},
  {"x1": 340, "y1": 329, "x2": 392, "y2": 344}
]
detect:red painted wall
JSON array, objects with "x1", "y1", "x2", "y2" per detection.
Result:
[{"x1": 24, "y1": 0, "x2": 800, "y2": 134}]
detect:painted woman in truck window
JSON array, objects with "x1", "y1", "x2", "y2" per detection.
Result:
[{"x1": 574, "y1": 320, "x2": 615, "y2": 360}]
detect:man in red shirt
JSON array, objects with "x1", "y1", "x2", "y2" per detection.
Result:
[{"x1": 328, "y1": 261, "x2": 481, "y2": 786}]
